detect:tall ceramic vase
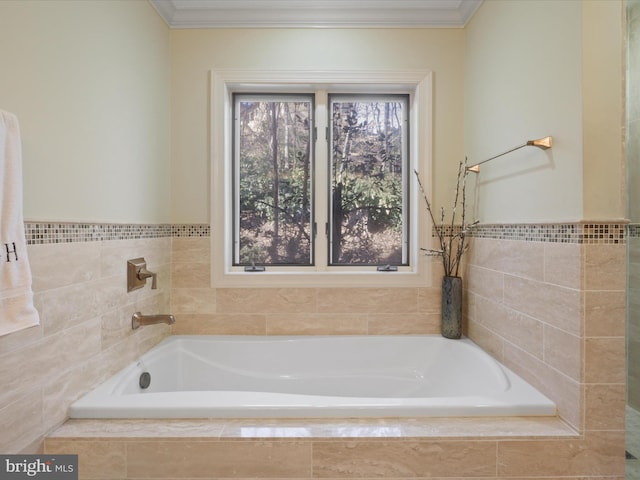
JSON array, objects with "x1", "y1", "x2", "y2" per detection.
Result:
[{"x1": 441, "y1": 276, "x2": 462, "y2": 339}]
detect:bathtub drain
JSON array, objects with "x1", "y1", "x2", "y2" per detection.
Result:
[{"x1": 139, "y1": 372, "x2": 151, "y2": 389}]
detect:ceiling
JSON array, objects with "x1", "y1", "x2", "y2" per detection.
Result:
[{"x1": 149, "y1": 0, "x2": 483, "y2": 29}]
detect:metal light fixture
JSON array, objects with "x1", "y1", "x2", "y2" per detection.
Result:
[{"x1": 466, "y1": 136, "x2": 553, "y2": 173}]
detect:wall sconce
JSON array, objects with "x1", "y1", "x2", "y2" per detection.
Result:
[{"x1": 466, "y1": 136, "x2": 553, "y2": 173}]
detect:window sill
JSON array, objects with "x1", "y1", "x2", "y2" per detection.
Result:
[{"x1": 212, "y1": 267, "x2": 432, "y2": 288}]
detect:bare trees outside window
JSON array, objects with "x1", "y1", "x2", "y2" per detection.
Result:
[
  {"x1": 233, "y1": 92, "x2": 409, "y2": 269},
  {"x1": 234, "y1": 94, "x2": 313, "y2": 266},
  {"x1": 329, "y1": 95, "x2": 409, "y2": 266}
]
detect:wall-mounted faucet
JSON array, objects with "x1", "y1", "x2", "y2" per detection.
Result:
[
  {"x1": 127, "y1": 257, "x2": 157, "y2": 292},
  {"x1": 132, "y1": 312, "x2": 176, "y2": 330}
]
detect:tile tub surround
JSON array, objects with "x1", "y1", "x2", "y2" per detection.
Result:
[
  {"x1": 629, "y1": 230, "x2": 640, "y2": 411},
  {"x1": 45, "y1": 417, "x2": 621, "y2": 480},
  {"x1": 1, "y1": 219, "x2": 627, "y2": 479},
  {"x1": 466, "y1": 223, "x2": 627, "y2": 435},
  {"x1": 0, "y1": 224, "x2": 173, "y2": 454}
]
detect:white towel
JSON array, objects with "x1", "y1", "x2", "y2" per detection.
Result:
[{"x1": 0, "y1": 110, "x2": 40, "y2": 336}]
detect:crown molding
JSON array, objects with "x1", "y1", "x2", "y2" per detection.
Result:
[{"x1": 149, "y1": 0, "x2": 483, "y2": 28}]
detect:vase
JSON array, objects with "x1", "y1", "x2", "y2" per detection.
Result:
[{"x1": 441, "y1": 275, "x2": 462, "y2": 339}]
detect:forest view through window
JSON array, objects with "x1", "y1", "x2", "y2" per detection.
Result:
[{"x1": 233, "y1": 92, "x2": 409, "y2": 269}]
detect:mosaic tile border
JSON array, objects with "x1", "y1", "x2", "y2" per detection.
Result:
[
  {"x1": 628, "y1": 224, "x2": 640, "y2": 238},
  {"x1": 25, "y1": 222, "x2": 213, "y2": 244},
  {"x1": 24, "y1": 222, "x2": 171, "y2": 245},
  {"x1": 171, "y1": 224, "x2": 211, "y2": 238},
  {"x1": 25, "y1": 221, "x2": 625, "y2": 245},
  {"x1": 468, "y1": 223, "x2": 627, "y2": 244}
]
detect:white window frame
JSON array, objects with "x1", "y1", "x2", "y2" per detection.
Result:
[{"x1": 211, "y1": 68, "x2": 433, "y2": 288}]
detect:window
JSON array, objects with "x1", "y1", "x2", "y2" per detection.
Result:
[
  {"x1": 328, "y1": 94, "x2": 409, "y2": 266},
  {"x1": 233, "y1": 93, "x2": 409, "y2": 269},
  {"x1": 211, "y1": 69, "x2": 433, "y2": 287},
  {"x1": 233, "y1": 94, "x2": 314, "y2": 267}
]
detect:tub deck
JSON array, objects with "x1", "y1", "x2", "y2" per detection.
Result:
[{"x1": 44, "y1": 416, "x2": 586, "y2": 479}]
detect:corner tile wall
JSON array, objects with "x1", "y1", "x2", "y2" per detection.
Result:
[
  {"x1": 172, "y1": 221, "x2": 626, "y2": 435},
  {"x1": 42, "y1": 220, "x2": 627, "y2": 479},
  {"x1": 0, "y1": 223, "x2": 172, "y2": 454},
  {"x1": 630, "y1": 228, "x2": 640, "y2": 410},
  {"x1": 466, "y1": 223, "x2": 627, "y2": 433}
]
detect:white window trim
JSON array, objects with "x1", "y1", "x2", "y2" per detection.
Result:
[{"x1": 210, "y1": 68, "x2": 434, "y2": 288}]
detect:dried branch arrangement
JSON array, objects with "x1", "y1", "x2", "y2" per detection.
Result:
[{"x1": 414, "y1": 158, "x2": 478, "y2": 278}]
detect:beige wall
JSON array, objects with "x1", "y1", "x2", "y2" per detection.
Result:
[
  {"x1": 465, "y1": 0, "x2": 624, "y2": 224},
  {"x1": 170, "y1": 28, "x2": 465, "y2": 223},
  {"x1": 0, "y1": 0, "x2": 171, "y2": 223},
  {"x1": 582, "y1": 0, "x2": 625, "y2": 221}
]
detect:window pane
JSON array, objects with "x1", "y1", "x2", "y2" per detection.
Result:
[
  {"x1": 233, "y1": 94, "x2": 313, "y2": 266},
  {"x1": 329, "y1": 95, "x2": 409, "y2": 266}
]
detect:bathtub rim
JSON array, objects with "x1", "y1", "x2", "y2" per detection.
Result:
[{"x1": 69, "y1": 334, "x2": 558, "y2": 419}]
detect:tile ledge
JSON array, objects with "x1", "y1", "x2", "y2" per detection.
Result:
[{"x1": 47, "y1": 416, "x2": 578, "y2": 441}]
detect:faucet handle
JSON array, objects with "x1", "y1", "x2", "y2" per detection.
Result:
[
  {"x1": 127, "y1": 257, "x2": 158, "y2": 292},
  {"x1": 137, "y1": 267, "x2": 157, "y2": 289}
]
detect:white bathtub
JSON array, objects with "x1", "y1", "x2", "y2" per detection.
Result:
[{"x1": 69, "y1": 335, "x2": 556, "y2": 418}]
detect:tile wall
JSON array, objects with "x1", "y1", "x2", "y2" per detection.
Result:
[
  {"x1": 466, "y1": 223, "x2": 627, "y2": 434},
  {"x1": 1, "y1": 220, "x2": 628, "y2": 479},
  {"x1": 171, "y1": 234, "x2": 444, "y2": 336},
  {"x1": 0, "y1": 224, "x2": 172, "y2": 453},
  {"x1": 630, "y1": 230, "x2": 640, "y2": 410}
]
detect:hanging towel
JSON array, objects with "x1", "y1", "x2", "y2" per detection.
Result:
[{"x1": 0, "y1": 110, "x2": 40, "y2": 336}]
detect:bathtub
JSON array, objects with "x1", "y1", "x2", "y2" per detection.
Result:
[{"x1": 69, "y1": 335, "x2": 556, "y2": 418}]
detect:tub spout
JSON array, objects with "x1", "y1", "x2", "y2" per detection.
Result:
[{"x1": 132, "y1": 312, "x2": 176, "y2": 330}]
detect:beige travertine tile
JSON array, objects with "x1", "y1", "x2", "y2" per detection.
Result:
[
  {"x1": 126, "y1": 441, "x2": 311, "y2": 478},
  {"x1": 100, "y1": 307, "x2": 135, "y2": 351},
  {"x1": 584, "y1": 337, "x2": 626, "y2": 384},
  {"x1": 367, "y1": 313, "x2": 440, "y2": 335},
  {"x1": 503, "y1": 274, "x2": 581, "y2": 335},
  {"x1": 0, "y1": 321, "x2": 43, "y2": 355},
  {"x1": 316, "y1": 288, "x2": 418, "y2": 314},
  {"x1": 472, "y1": 238, "x2": 544, "y2": 281},
  {"x1": 585, "y1": 383, "x2": 626, "y2": 430},
  {"x1": 466, "y1": 264, "x2": 504, "y2": 304},
  {"x1": 49, "y1": 416, "x2": 576, "y2": 440},
  {"x1": 474, "y1": 296, "x2": 543, "y2": 359},
  {"x1": 417, "y1": 286, "x2": 441, "y2": 314},
  {"x1": 312, "y1": 440, "x2": 496, "y2": 478},
  {"x1": 584, "y1": 244, "x2": 626, "y2": 291},
  {"x1": 398, "y1": 416, "x2": 576, "y2": 438},
  {"x1": 0, "y1": 388, "x2": 43, "y2": 453},
  {"x1": 171, "y1": 262, "x2": 210, "y2": 289},
  {"x1": 543, "y1": 325, "x2": 581, "y2": 381},
  {"x1": 466, "y1": 320, "x2": 504, "y2": 362},
  {"x1": 497, "y1": 431, "x2": 625, "y2": 476},
  {"x1": 48, "y1": 419, "x2": 227, "y2": 439},
  {"x1": 0, "y1": 318, "x2": 101, "y2": 409},
  {"x1": 35, "y1": 275, "x2": 128, "y2": 336},
  {"x1": 216, "y1": 288, "x2": 316, "y2": 314},
  {"x1": 584, "y1": 290, "x2": 626, "y2": 337},
  {"x1": 544, "y1": 242, "x2": 582, "y2": 289},
  {"x1": 503, "y1": 342, "x2": 581, "y2": 430},
  {"x1": 100, "y1": 237, "x2": 171, "y2": 278},
  {"x1": 45, "y1": 439, "x2": 127, "y2": 479},
  {"x1": 172, "y1": 314, "x2": 267, "y2": 335},
  {"x1": 171, "y1": 287, "x2": 216, "y2": 314},
  {"x1": 172, "y1": 236, "x2": 211, "y2": 263},
  {"x1": 28, "y1": 241, "x2": 101, "y2": 291},
  {"x1": 266, "y1": 313, "x2": 368, "y2": 335}
]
